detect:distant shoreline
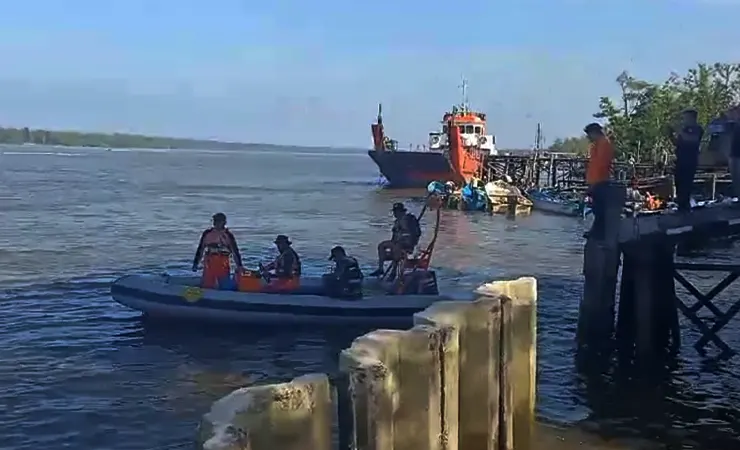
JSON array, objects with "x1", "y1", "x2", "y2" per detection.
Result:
[{"x1": 0, "y1": 126, "x2": 291, "y2": 151}]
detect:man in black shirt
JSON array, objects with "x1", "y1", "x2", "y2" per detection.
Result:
[
  {"x1": 728, "y1": 107, "x2": 740, "y2": 199},
  {"x1": 668, "y1": 109, "x2": 704, "y2": 212}
]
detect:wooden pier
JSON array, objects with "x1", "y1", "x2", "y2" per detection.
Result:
[
  {"x1": 577, "y1": 189, "x2": 740, "y2": 361},
  {"x1": 483, "y1": 153, "x2": 732, "y2": 198}
]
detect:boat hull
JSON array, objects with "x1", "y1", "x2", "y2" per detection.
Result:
[
  {"x1": 368, "y1": 150, "x2": 455, "y2": 188},
  {"x1": 530, "y1": 198, "x2": 581, "y2": 216},
  {"x1": 111, "y1": 274, "x2": 459, "y2": 325}
]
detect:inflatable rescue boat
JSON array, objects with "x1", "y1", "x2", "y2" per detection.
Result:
[
  {"x1": 111, "y1": 197, "x2": 454, "y2": 324},
  {"x1": 110, "y1": 272, "x2": 449, "y2": 325}
]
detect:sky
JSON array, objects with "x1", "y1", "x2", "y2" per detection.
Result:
[{"x1": 0, "y1": 0, "x2": 738, "y2": 148}]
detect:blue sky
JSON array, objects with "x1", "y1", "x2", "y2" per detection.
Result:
[{"x1": 0, "y1": 0, "x2": 738, "y2": 148}]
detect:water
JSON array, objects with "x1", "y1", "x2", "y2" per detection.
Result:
[{"x1": 0, "y1": 144, "x2": 739, "y2": 449}]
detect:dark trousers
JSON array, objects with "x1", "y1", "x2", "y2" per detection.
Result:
[
  {"x1": 588, "y1": 181, "x2": 609, "y2": 240},
  {"x1": 675, "y1": 158, "x2": 697, "y2": 211}
]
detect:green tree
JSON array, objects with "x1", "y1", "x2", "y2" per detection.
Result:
[
  {"x1": 594, "y1": 63, "x2": 740, "y2": 162},
  {"x1": 548, "y1": 136, "x2": 590, "y2": 155},
  {"x1": 552, "y1": 62, "x2": 740, "y2": 162}
]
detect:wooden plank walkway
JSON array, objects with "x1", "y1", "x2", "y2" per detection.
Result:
[{"x1": 617, "y1": 202, "x2": 740, "y2": 244}]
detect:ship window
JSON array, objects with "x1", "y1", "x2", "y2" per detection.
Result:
[
  {"x1": 442, "y1": 125, "x2": 448, "y2": 133},
  {"x1": 474, "y1": 126, "x2": 482, "y2": 134},
  {"x1": 465, "y1": 125, "x2": 474, "y2": 134}
]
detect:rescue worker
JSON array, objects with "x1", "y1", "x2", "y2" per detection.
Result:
[
  {"x1": 369, "y1": 202, "x2": 422, "y2": 277},
  {"x1": 322, "y1": 246, "x2": 364, "y2": 299},
  {"x1": 584, "y1": 123, "x2": 614, "y2": 241},
  {"x1": 262, "y1": 235, "x2": 302, "y2": 290},
  {"x1": 668, "y1": 109, "x2": 704, "y2": 212},
  {"x1": 192, "y1": 213, "x2": 243, "y2": 289}
]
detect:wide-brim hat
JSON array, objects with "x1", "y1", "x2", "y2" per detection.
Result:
[
  {"x1": 274, "y1": 234, "x2": 291, "y2": 245},
  {"x1": 391, "y1": 202, "x2": 406, "y2": 212}
]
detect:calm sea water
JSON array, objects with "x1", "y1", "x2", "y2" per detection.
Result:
[{"x1": 1, "y1": 144, "x2": 739, "y2": 449}]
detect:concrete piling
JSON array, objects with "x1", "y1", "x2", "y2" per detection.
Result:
[
  {"x1": 196, "y1": 374, "x2": 332, "y2": 450},
  {"x1": 197, "y1": 276, "x2": 539, "y2": 450},
  {"x1": 478, "y1": 277, "x2": 538, "y2": 450}
]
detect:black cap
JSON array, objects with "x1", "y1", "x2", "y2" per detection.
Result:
[
  {"x1": 583, "y1": 123, "x2": 603, "y2": 134},
  {"x1": 212, "y1": 212, "x2": 226, "y2": 222},
  {"x1": 392, "y1": 202, "x2": 406, "y2": 212},
  {"x1": 274, "y1": 234, "x2": 291, "y2": 245},
  {"x1": 329, "y1": 245, "x2": 346, "y2": 260}
]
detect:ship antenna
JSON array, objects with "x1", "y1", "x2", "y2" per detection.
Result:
[{"x1": 459, "y1": 77, "x2": 469, "y2": 113}]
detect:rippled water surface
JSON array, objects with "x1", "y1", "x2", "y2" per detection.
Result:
[{"x1": 1, "y1": 144, "x2": 739, "y2": 449}]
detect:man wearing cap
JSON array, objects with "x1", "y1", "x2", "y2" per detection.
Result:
[
  {"x1": 369, "y1": 202, "x2": 422, "y2": 277},
  {"x1": 584, "y1": 123, "x2": 614, "y2": 240},
  {"x1": 668, "y1": 109, "x2": 704, "y2": 211},
  {"x1": 192, "y1": 213, "x2": 243, "y2": 289},
  {"x1": 323, "y1": 246, "x2": 363, "y2": 299},
  {"x1": 262, "y1": 235, "x2": 302, "y2": 289}
]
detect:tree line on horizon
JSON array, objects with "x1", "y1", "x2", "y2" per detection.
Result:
[
  {"x1": 0, "y1": 126, "x2": 271, "y2": 151},
  {"x1": 548, "y1": 62, "x2": 740, "y2": 162}
]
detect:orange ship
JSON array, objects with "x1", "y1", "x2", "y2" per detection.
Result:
[{"x1": 369, "y1": 79, "x2": 496, "y2": 188}]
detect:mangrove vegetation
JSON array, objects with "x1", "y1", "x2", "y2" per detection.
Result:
[{"x1": 549, "y1": 62, "x2": 740, "y2": 161}]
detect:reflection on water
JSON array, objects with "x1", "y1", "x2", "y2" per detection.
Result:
[{"x1": 0, "y1": 145, "x2": 739, "y2": 449}]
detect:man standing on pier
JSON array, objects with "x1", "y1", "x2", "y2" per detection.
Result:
[
  {"x1": 584, "y1": 123, "x2": 614, "y2": 240},
  {"x1": 726, "y1": 107, "x2": 740, "y2": 199},
  {"x1": 668, "y1": 109, "x2": 704, "y2": 212}
]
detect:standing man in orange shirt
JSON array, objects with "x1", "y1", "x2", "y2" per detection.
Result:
[{"x1": 584, "y1": 123, "x2": 615, "y2": 240}]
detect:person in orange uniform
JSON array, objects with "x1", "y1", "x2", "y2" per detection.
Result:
[
  {"x1": 192, "y1": 213, "x2": 243, "y2": 289},
  {"x1": 584, "y1": 123, "x2": 615, "y2": 240},
  {"x1": 262, "y1": 235, "x2": 302, "y2": 291}
]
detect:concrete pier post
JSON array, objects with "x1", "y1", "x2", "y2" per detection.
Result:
[
  {"x1": 477, "y1": 277, "x2": 538, "y2": 450},
  {"x1": 414, "y1": 302, "x2": 465, "y2": 450},
  {"x1": 459, "y1": 294, "x2": 504, "y2": 450},
  {"x1": 339, "y1": 330, "x2": 404, "y2": 450},
  {"x1": 395, "y1": 325, "x2": 444, "y2": 450},
  {"x1": 196, "y1": 374, "x2": 332, "y2": 450}
]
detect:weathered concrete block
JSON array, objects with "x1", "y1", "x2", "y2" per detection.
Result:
[
  {"x1": 197, "y1": 373, "x2": 332, "y2": 450},
  {"x1": 339, "y1": 330, "x2": 404, "y2": 450},
  {"x1": 340, "y1": 325, "x2": 445, "y2": 450},
  {"x1": 394, "y1": 325, "x2": 444, "y2": 450},
  {"x1": 414, "y1": 302, "x2": 468, "y2": 450},
  {"x1": 459, "y1": 294, "x2": 503, "y2": 450},
  {"x1": 477, "y1": 277, "x2": 537, "y2": 450}
]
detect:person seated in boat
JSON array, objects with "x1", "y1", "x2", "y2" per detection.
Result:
[
  {"x1": 262, "y1": 235, "x2": 302, "y2": 290},
  {"x1": 322, "y1": 246, "x2": 363, "y2": 299},
  {"x1": 192, "y1": 213, "x2": 243, "y2": 289},
  {"x1": 369, "y1": 202, "x2": 422, "y2": 277}
]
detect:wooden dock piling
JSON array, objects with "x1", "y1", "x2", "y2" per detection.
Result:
[{"x1": 580, "y1": 201, "x2": 740, "y2": 362}]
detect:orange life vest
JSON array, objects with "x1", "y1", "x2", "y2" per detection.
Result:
[{"x1": 202, "y1": 228, "x2": 233, "y2": 255}]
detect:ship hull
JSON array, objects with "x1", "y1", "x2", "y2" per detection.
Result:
[{"x1": 368, "y1": 150, "x2": 455, "y2": 188}]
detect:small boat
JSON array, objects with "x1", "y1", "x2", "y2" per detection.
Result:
[
  {"x1": 111, "y1": 201, "x2": 458, "y2": 325},
  {"x1": 110, "y1": 273, "x2": 449, "y2": 325},
  {"x1": 484, "y1": 180, "x2": 532, "y2": 215},
  {"x1": 527, "y1": 188, "x2": 585, "y2": 217}
]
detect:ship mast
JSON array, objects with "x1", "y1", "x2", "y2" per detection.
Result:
[
  {"x1": 458, "y1": 77, "x2": 470, "y2": 114},
  {"x1": 534, "y1": 123, "x2": 543, "y2": 153}
]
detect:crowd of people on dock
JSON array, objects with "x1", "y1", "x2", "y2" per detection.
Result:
[{"x1": 585, "y1": 105, "x2": 740, "y2": 240}]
